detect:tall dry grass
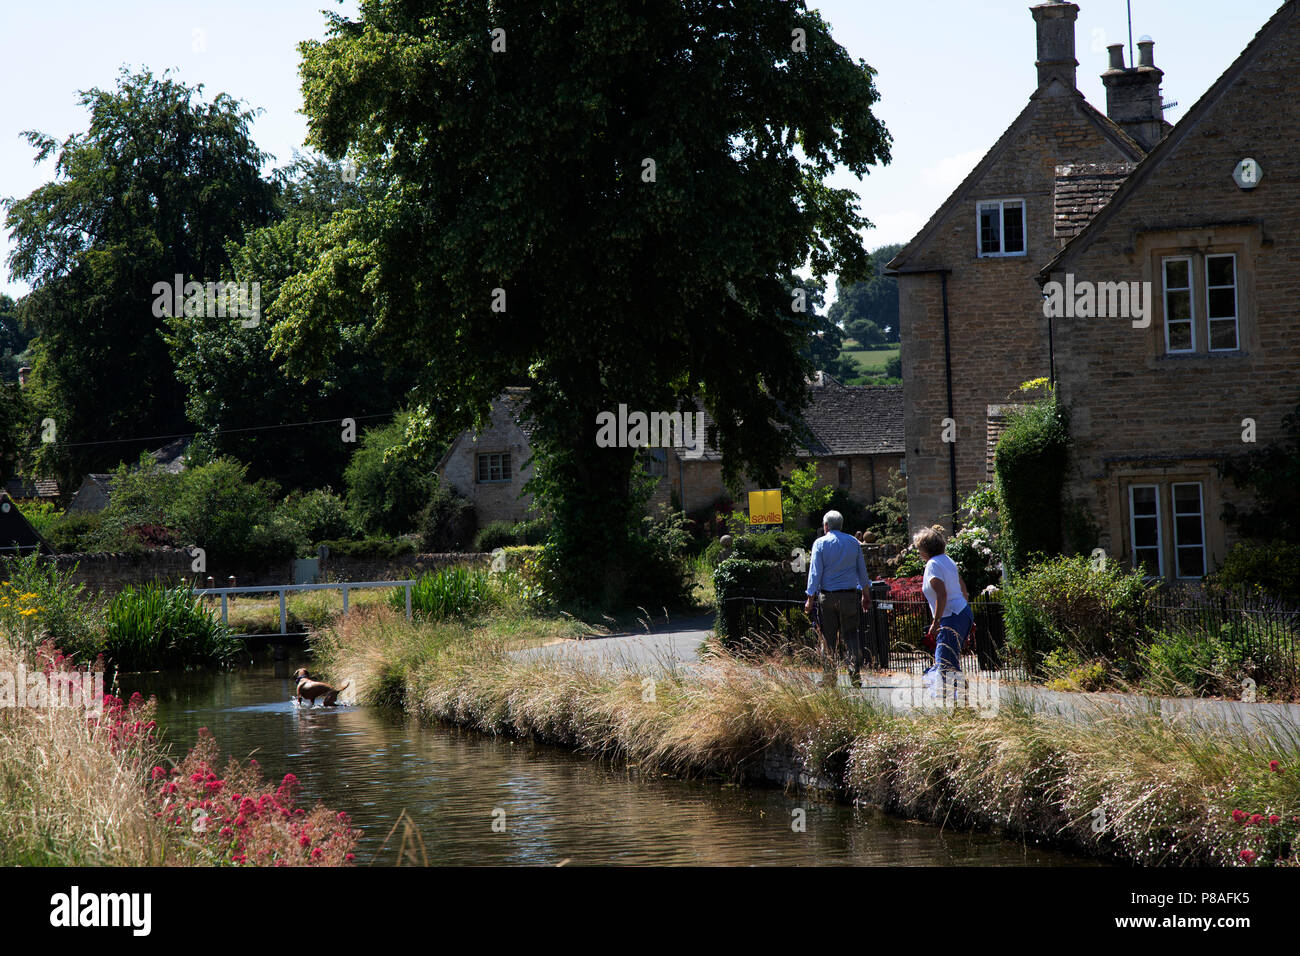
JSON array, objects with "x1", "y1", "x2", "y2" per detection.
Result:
[
  {"x1": 322, "y1": 606, "x2": 1300, "y2": 866},
  {"x1": 0, "y1": 642, "x2": 176, "y2": 865}
]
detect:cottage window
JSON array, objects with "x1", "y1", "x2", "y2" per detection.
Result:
[
  {"x1": 1162, "y1": 257, "x2": 1195, "y2": 353},
  {"x1": 977, "y1": 200, "x2": 1026, "y2": 257},
  {"x1": 1125, "y1": 480, "x2": 1209, "y2": 580},
  {"x1": 1172, "y1": 482, "x2": 1206, "y2": 579},
  {"x1": 1128, "y1": 484, "x2": 1162, "y2": 577},
  {"x1": 1205, "y1": 254, "x2": 1239, "y2": 351},
  {"x1": 837, "y1": 459, "x2": 852, "y2": 487},
  {"x1": 477, "y1": 453, "x2": 512, "y2": 483}
]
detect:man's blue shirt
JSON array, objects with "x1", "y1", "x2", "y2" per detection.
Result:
[{"x1": 805, "y1": 530, "x2": 870, "y2": 596}]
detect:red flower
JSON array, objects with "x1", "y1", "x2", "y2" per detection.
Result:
[
  {"x1": 299, "y1": 834, "x2": 311, "y2": 848},
  {"x1": 1270, "y1": 760, "x2": 1282, "y2": 773},
  {"x1": 311, "y1": 848, "x2": 323, "y2": 861},
  {"x1": 1240, "y1": 849, "x2": 1257, "y2": 864},
  {"x1": 151, "y1": 766, "x2": 166, "y2": 780},
  {"x1": 1232, "y1": 810, "x2": 1247, "y2": 824},
  {"x1": 1270, "y1": 815, "x2": 1281, "y2": 825}
]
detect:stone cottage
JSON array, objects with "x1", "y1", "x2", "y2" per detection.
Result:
[
  {"x1": 888, "y1": 0, "x2": 1167, "y2": 531},
  {"x1": 434, "y1": 387, "x2": 537, "y2": 525},
  {"x1": 1040, "y1": 0, "x2": 1300, "y2": 580},
  {"x1": 439, "y1": 377, "x2": 904, "y2": 529}
]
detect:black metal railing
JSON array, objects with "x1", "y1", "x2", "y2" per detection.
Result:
[{"x1": 720, "y1": 582, "x2": 1300, "y2": 693}]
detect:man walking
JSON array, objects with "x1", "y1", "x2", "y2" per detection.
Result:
[{"x1": 803, "y1": 510, "x2": 872, "y2": 688}]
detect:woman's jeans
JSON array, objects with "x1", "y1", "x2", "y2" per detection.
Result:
[{"x1": 931, "y1": 605, "x2": 974, "y2": 671}]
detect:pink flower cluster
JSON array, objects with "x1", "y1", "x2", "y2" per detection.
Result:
[
  {"x1": 87, "y1": 691, "x2": 157, "y2": 753},
  {"x1": 1229, "y1": 761, "x2": 1297, "y2": 866},
  {"x1": 151, "y1": 729, "x2": 360, "y2": 866}
]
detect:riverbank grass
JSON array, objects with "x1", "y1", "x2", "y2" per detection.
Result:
[{"x1": 317, "y1": 606, "x2": 1300, "y2": 867}]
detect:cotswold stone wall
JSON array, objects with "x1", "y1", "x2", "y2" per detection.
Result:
[
  {"x1": 318, "y1": 552, "x2": 489, "y2": 583},
  {"x1": 6, "y1": 549, "x2": 490, "y2": 594}
]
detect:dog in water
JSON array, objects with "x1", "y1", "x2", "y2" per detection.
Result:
[{"x1": 292, "y1": 668, "x2": 350, "y2": 707}]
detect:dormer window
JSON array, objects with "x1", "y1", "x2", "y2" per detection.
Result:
[{"x1": 977, "y1": 200, "x2": 1026, "y2": 257}]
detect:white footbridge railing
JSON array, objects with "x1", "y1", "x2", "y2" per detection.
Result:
[{"x1": 194, "y1": 580, "x2": 416, "y2": 637}]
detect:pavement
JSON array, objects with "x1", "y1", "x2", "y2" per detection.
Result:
[{"x1": 510, "y1": 615, "x2": 1300, "y2": 737}]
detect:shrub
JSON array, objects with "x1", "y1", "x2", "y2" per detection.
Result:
[
  {"x1": 1001, "y1": 554, "x2": 1154, "y2": 675},
  {"x1": 712, "y1": 556, "x2": 802, "y2": 638},
  {"x1": 474, "y1": 517, "x2": 549, "y2": 553},
  {"x1": 865, "y1": 469, "x2": 909, "y2": 554},
  {"x1": 417, "y1": 483, "x2": 477, "y2": 552},
  {"x1": 1208, "y1": 540, "x2": 1300, "y2": 602},
  {"x1": 104, "y1": 583, "x2": 243, "y2": 671},
  {"x1": 946, "y1": 525, "x2": 1001, "y2": 594},
  {"x1": 782, "y1": 462, "x2": 835, "y2": 528},
  {"x1": 0, "y1": 552, "x2": 103, "y2": 662},
  {"x1": 394, "y1": 566, "x2": 496, "y2": 620},
  {"x1": 733, "y1": 529, "x2": 807, "y2": 564},
  {"x1": 42, "y1": 512, "x2": 101, "y2": 554},
  {"x1": 994, "y1": 395, "x2": 1070, "y2": 574},
  {"x1": 343, "y1": 412, "x2": 439, "y2": 536},
  {"x1": 276, "y1": 488, "x2": 354, "y2": 547}
]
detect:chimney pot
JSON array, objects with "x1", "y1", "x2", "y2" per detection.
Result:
[
  {"x1": 1106, "y1": 43, "x2": 1125, "y2": 71},
  {"x1": 1137, "y1": 38, "x2": 1155, "y2": 68}
]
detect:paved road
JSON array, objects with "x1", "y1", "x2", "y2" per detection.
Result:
[{"x1": 513, "y1": 614, "x2": 713, "y2": 674}]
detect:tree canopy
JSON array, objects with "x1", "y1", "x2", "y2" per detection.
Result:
[
  {"x1": 3, "y1": 69, "x2": 278, "y2": 488},
  {"x1": 278, "y1": 0, "x2": 890, "y2": 601},
  {"x1": 828, "y1": 241, "x2": 903, "y2": 345}
]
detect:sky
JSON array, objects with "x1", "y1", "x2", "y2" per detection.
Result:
[{"x1": 0, "y1": 0, "x2": 1287, "y2": 301}]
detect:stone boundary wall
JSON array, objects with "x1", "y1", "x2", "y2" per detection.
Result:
[
  {"x1": 318, "y1": 552, "x2": 489, "y2": 583},
  {"x1": 3, "y1": 549, "x2": 491, "y2": 594}
]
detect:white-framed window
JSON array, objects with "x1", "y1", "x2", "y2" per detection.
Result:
[
  {"x1": 477, "y1": 452, "x2": 512, "y2": 483},
  {"x1": 1205, "y1": 254, "x2": 1239, "y2": 351},
  {"x1": 1128, "y1": 484, "x2": 1163, "y2": 577},
  {"x1": 1162, "y1": 257, "x2": 1195, "y2": 354},
  {"x1": 977, "y1": 200, "x2": 1026, "y2": 257},
  {"x1": 1171, "y1": 482, "x2": 1207, "y2": 579}
]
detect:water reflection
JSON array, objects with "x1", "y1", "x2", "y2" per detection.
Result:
[{"x1": 121, "y1": 655, "x2": 1100, "y2": 867}]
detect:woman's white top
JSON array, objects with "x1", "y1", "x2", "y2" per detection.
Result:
[{"x1": 922, "y1": 554, "x2": 968, "y2": 618}]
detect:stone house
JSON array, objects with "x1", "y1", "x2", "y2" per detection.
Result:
[
  {"x1": 1040, "y1": 0, "x2": 1300, "y2": 579},
  {"x1": 651, "y1": 376, "x2": 905, "y2": 524},
  {"x1": 434, "y1": 388, "x2": 537, "y2": 526},
  {"x1": 888, "y1": 0, "x2": 1166, "y2": 531},
  {"x1": 439, "y1": 377, "x2": 904, "y2": 531}
]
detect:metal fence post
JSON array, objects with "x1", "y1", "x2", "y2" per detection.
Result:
[
  {"x1": 342, "y1": 585, "x2": 349, "y2": 616},
  {"x1": 221, "y1": 593, "x2": 228, "y2": 626},
  {"x1": 279, "y1": 589, "x2": 287, "y2": 635},
  {"x1": 405, "y1": 583, "x2": 412, "y2": 621}
]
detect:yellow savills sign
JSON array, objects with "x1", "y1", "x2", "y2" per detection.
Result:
[{"x1": 748, "y1": 489, "x2": 782, "y2": 526}]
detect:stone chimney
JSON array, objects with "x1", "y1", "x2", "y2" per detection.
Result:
[
  {"x1": 1032, "y1": 1, "x2": 1080, "y2": 90},
  {"x1": 1102, "y1": 37, "x2": 1166, "y2": 150}
]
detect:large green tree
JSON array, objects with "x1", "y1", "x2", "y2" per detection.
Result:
[
  {"x1": 166, "y1": 155, "x2": 412, "y2": 491},
  {"x1": 3, "y1": 69, "x2": 277, "y2": 488},
  {"x1": 828, "y1": 241, "x2": 903, "y2": 344},
  {"x1": 278, "y1": 0, "x2": 890, "y2": 603}
]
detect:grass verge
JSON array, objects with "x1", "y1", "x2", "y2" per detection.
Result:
[{"x1": 315, "y1": 607, "x2": 1300, "y2": 867}]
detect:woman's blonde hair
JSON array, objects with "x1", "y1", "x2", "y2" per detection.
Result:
[{"x1": 912, "y1": 526, "x2": 947, "y2": 556}]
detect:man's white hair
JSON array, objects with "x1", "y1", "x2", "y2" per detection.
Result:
[{"x1": 823, "y1": 510, "x2": 844, "y2": 531}]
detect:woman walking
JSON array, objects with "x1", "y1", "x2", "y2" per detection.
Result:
[{"x1": 914, "y1": 527, "x2": 972, "y2": 698}]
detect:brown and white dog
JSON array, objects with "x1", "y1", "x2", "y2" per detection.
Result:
[{"x1": 292, "y1": 668, "x2": 350, "y2": 707}]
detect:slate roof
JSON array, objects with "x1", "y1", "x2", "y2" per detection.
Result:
[
  {"x1": 1053, "y1": 163, "x2": 1136, "y2": 239},
  {"x1": 669, "y1": 378, "x2": 904, "y2": 461},
  {"x1": 3, "y1": 478, "x2": 60, "y2": 499}
]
